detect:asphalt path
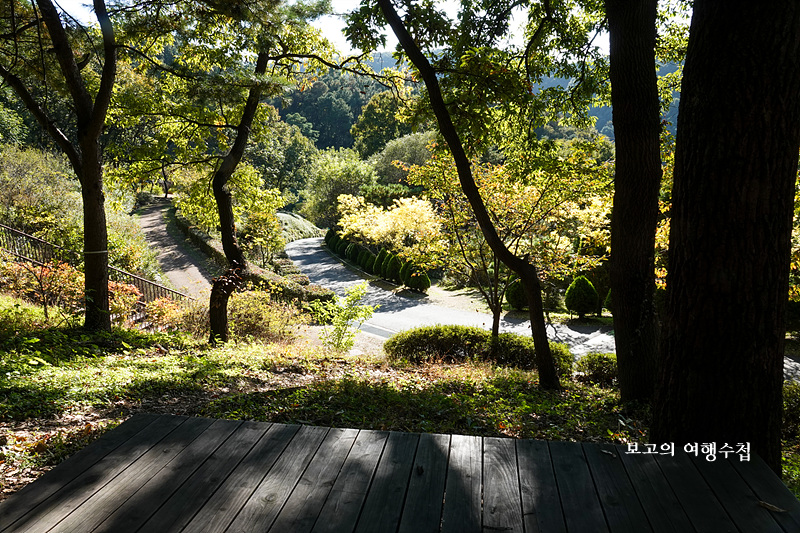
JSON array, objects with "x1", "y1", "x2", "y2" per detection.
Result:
[{"x1": 284, "y1": 237, "x2": 617, "y2": 357}]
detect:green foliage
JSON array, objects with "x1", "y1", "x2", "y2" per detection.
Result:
[
  {"x1": 399, "y1": 260, "x2": 412, "y2": 285},
  {"x1": 309, "y1": 282, "x2": 377, "y2": 352},
  {"x1": 375, "y1": 249, "x2": 389, "y2": 273},
  {"x1": 351, "y1": 91, "x2": 413, "y2": 158},
  {"x1": 406, "y1": 270, "x2": 431, "y2": 293},
  {"x1": 358, "y1": 183, "x2": 416, "y2": 209},
  {"x1": 345, "y1": 242, "x2": 358, "y2": 262},
  {"x1": 565, "y1": 276, "x2": 599, "y2": 318},
  {"x1": 575, "y1": 353, "x2": 618, "y2": 387},
  {"x1": 373, "y1": 131, "x2": 436, "y2": 185},
  {"x1": 549, "y1": 342, "x2": 574, "y2": 378},
  {"x1": 276, "y1": 212, "x2": 323, "y2": 244},
  {"x1": 228, "y1": 292, "x2": 303, "y2": 342},
  {"x1": 386, "y1": 254, "x2": 402, "y2": 283},
  {"x1": 384, "y1": 324, "x2": 569, "y2": 373},
  {"x1": 336, "y1": 239, "x2": 349, "y2": 257},
  {"x1": 300, "y1": 148, "x2": 377, "y2": 227},
  {"x1": 364, "y1": 252, "x2": 377, "y2": 274},
  {"x1": 505, "y1": 279, "x2": 527, "y2": 310}
]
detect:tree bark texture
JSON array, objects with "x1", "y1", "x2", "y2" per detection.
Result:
[
  {"x1": 377, "y1": 0, "x2": 560, "y2": 389},
  {"x1": 208, "y1": 53, "x2": 269, "y2": 343},
  {"x1": 605, "y1": 0, "x2": 661, "y2": 401},
  {"x1": 652, "y1": 1, "x2": 800, "y2": 474}
]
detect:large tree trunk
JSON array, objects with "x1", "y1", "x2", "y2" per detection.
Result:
[
  {"x1": 378, "y1": 0, "x2": 560, "y2": 388},
  {"x1": 652, "y1": 1, "x2": 800, "y2": 474},
  {"x1": 605, "y1": 0, "x2": 661, "y2": 401},
  {"x1": 208, "y1": 53, "x2": 269, "y2": 344}
]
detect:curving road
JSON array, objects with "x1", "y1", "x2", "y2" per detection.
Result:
[{"x1": 285, "y1": 237, "x2": 617, "y2": 357}]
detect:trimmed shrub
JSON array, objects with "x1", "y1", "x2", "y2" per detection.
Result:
[
  {"x1": 336, "y1": 239, "x2": 349, "y2": 257},
  {"x1": 505, "y1": 278, "x2": 526, "y2": 310},
  {"x1": 549, "y1": 342, "x2": 574, "y2": 377},
  {"x1": 386, "y1": 254, "x2": 402, "y2": 283},
  {"x1": 384, "y1": 325, "x2": 495, "y2": 363},
  {"x1": 364, "y1": 252, "x2": 377, "y2": 274},
  {"x1": 286, "y1": 273, "x2": 311, "y2": 286},
  {"x1": 399, "y1": 261, "x2": 412, "y2": 285},
  {"x1": 324, "y1": 228, "x2": 336, "y2": 246},
  {"x1": 406, "y1": 270, "x2": 431, "y2": 292},
  {"x1": 575, "y1": 352, "x2": 617, "y2": 386},
  {"x1": 357, "y1": 248, "x2": 370, "y2": 269},
  {"x1": 564, "y1": 275, "x2": 598, "y2": 318},
  {"x1": 345, "y1": 242, "x2": 358, "y2": 261},
  {"x1": 384, "y1": 324, "x2": 570, "y2": 372},
  {"x1": 375, "y1": 248, "x2": 389, "y2": 273},
  {"x1": 305, "y1": 283, "x2": 336, "y2": 303},
  {"x1": 228, "y1": 291, "x2": 303, "y2": 342},
  {"x1": 329, "y1": 233, "x2": 341, "y2": 251}
]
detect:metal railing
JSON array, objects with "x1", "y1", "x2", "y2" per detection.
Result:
[{"x1": 0, "y1": 223, "x2": 191, "y2": 303}]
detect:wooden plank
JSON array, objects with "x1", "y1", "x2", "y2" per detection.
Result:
[
  {"x1": 517, "y1": 439, "x2": 566, "y2": 533},
  {"x1": 397, "y1": 433, "x2": 451, "y2": 533},
  {"x1": 2, "y1": 414, "x2": 189, "y2": 533},
  {"x1": 654, "y1": 451, "x2": 738, "y2": 532},
  {"x1": 93, "y1": 419, "x2": 256, "y2": 533},
  {"x1": 310, "y1": 429, "x2": 389, "y2": 533},
  {"x1": 441, "y1": 434, "x2": 482, "y2": 533},
  {"x1": 0, "y1": 413, "x2": 160, "y2": 532},
  {"x1": 690, "y1": 454, "x2": 783, "y2": 532},
  {"x1": 227, "y1": 425, "x2": 330, "y2": 532},
  {"x1": 729, "y1": 453, "x2": 800, "y2": 532},
  {"x1": 46, "y1": 416, "x2": 216, "y2": 533},
  {"x1": 549, "y1": 440, "x2": 609, "y2": 533},
  {"x1": 616, "y1": 446, "x2": 694, "y2": 533},
  {"x1": 483, "y1": 436, "x2": 524, "y2": 533},
  {"x1": 268, "y1": 427, "x2": 359, "y2": 533},
  {"x1": 355, "y1": 431, "x2": 420, "y2": 533},
  {"x1": 583, "y1": 443, "x2": 652, "y2": 533},
  {"x1": 181, "y1": 423, "x2": 300, "y2": 533}
]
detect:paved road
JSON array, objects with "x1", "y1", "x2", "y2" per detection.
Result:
[
  {"x1": 285, "y1": 237, "x2": 617, "y2": 357},
  {"x1": 136, "y1": 200, "x2": 213, "y2": 298}
]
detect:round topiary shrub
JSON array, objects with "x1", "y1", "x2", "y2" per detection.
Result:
[
  {"x1": 505, "y1": 278, "x2": 527, "y2": 310},
  {"x1": 375, "y1": 248, "x2": 388, "y2": 272},
  {"x1": 324, "y1": 228, "x2": 335, "y2": 246},
  {"x1": 564, "y1": 275, "x2": 598, "y2": 319},
  {"x1": 386, "y1": 254, "x2": 403, "y2": 283},
  {"x1": 406, "y1": 270, "x2": 431, "y2": 293},
  {"x1": 384, "y1": 325, "x2": 494, "y2": 363},
  {"x1": 575, "y1": 352, "x2": 617, "y2": 387},
  {"x1": 357, "y1": 248, "x2": 369, "y2": 268}
]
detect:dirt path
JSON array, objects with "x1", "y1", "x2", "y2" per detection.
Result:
[{"x1": 135, "y1": 199, "x2": 214, "y2": 298}]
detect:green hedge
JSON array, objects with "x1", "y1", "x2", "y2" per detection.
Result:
[
  {"x1": 384, "y1": 324, "x2": 573, "y2": 375},
  {"x1": 575, "y1": 352, "x2": 617, "y2": 387}
]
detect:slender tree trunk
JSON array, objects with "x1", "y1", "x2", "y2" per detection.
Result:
[
  {"x1": 378, "y1": 0, "x2": 560, "y2": 388},
  {"x1": 651, "y1": 1, "x2": 800, "y2": 474},
  {"x1": 605, "y1": 0, "x2": 661, "y2": 401},
  {"x1": 208, "y1": 53, "x2": 269, "y2": 344},
  {"x1": 79, "y1": 143, "x2": 110, "y2": 331}
]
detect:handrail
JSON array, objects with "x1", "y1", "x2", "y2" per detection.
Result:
[{"x1": 0, "y1": 222, "x2": 192, "y2": 302}]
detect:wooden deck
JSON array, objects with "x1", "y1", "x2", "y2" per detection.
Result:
[{"x1": 2, "y1": 414, "x2": 799, "y2": 532}]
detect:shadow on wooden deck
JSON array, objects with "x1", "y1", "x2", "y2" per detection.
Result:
[{"x1": 1, "y1": 413, "x2": 799, "y2": 532}]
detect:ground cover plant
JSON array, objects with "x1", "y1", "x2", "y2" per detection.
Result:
[{"x1": 0, "y1": 292, "x2": 652, "y2": 501}]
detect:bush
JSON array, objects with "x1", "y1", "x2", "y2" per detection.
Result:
[
  {"x1": 399, "y1": 261, "x2": 412, "y2": 285},
  {"x1": 575, "y1": 352, "x2": 617, "y2": 386},
  {"x1": 324, "y1": 228, "x2": 336, "y2": 246},
  {"x1": 386, "y1": 254, "x2": 402, "y2": 283},
  {"x1": 549, "y1": 342, "x2": 574, "y2": 377},
  {"x1": 564, "y1": 276, "x2": 598, "y2": 318},
  {"x1": 336, "y1": 239, "x2": 349, "y2": 257},
  {"x1": 308, "y1": 282, "x2": 376, "y2": 352},
  {"x1": 345, "y1": 243, "x2": 358, "y2": 262},
  {"x1": 375, "y1": 249, "x2": 388, "y2": 274},
  {"x1": 505, "y1": 278, "x2": 526, "y2": 310},
  {"x1": 384, "y1": 324, "x2": 570, "y2": 373},
  {"x1": 380, "y1": 252, "x2": 394, "y2": 279},
  {"x1": 603, "y1": 289, "x2": 613, "y2": 314},
  {"x1": 228, "y1": 291, "x2": 303, "y2": 342},
  {"x1": 304, "y1": 283, "x2": 336, "y2": 303},
  {"x1": 406, "y1": 269, "x2": 431, "y2": 292},
  {"x1": 108, "y1": 281, "x2": 142, "y2": 326},
  {"x1": 364, "y1": 252, "x2": 377, "y2": 274}
]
